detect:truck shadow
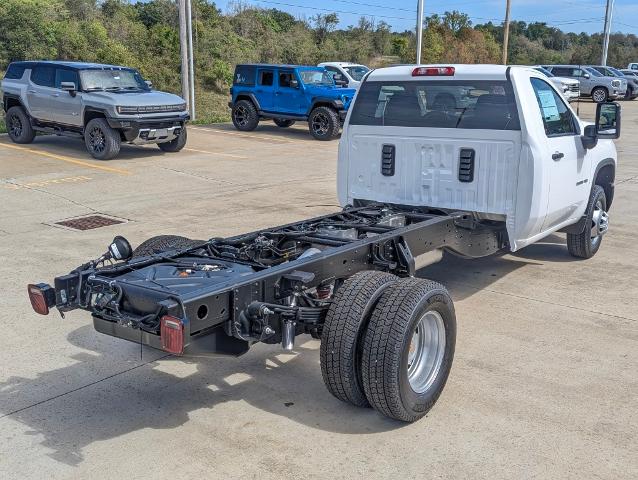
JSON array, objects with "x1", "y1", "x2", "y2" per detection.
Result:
[
  {"x1": 0, "y1": 326, "x2": 401, "y2": 466},
  {"x1": 209, "y1": 122, "x2": 334, "y2": 142},
  {"x1": 26, "y1": 135, "x2": 168, "y2": 161}
]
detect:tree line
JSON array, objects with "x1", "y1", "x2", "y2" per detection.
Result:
[{"x1": 1, "y1": 0, "x2": 637, "y2": 122}]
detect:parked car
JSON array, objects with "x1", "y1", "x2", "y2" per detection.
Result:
[
  {"x1": 590, "y1": 65, "x2": 638, "y2": 100},
  {"x1": 532, "y1": 66, "x2": 580, "y2": 101},
  {"x1": 544, "y1": 65, "x2": 625, "y2": 102},
  {"x1": 318, "y1": 62, "x2": 371, "y2": 89},
  {"x1": 29, "y1": 64, "x2": 620, "y2": 424},
  {"x1": 229, "y1": 64, "x2": 356, "y2": 140},
  {"x1": 628, "y1": 62, "x2": 638, "y2": 70},
  {"x1": 1, "y1": 61, "x2": 189, "y2": 159}
]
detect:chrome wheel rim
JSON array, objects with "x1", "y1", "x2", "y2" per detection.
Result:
[
  {"x1": 9, "y1": 115, "x2": 22, "y2": 138},
  {"x1": 88, "y1": 127, "x2": 105, "y2": 153},
  {"x1": 590, "y1": 199, "x2": 609, "y2": 247},
  {"x1": 234, "y1": 105, "x2": 249, "y2": 127},
  {"x1": 311, "y1": 113, "x2": 329, "y2": 136},
  {"x1": 407, "y1": 310, "x2": 446, "y2": 394},
  {"x1": 593, "y1": 89, "x2": 606, "y2": 103}
]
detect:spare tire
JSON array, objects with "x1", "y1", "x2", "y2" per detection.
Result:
[{"x1": 132, "y1": 235, "x2": 204, "y2": 258}]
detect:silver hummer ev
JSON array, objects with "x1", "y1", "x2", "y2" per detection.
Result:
[{"x1": 2, "y1": 61, "x2": 189, "y2": 160}]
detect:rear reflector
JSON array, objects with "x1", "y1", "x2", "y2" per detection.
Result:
[
  {"x1": 27, "y1": 283, "x2": 55, "y2": 315},
  {"x1": 160, "y1": 315, "x2": 184, "y2": 355},
  {"x1": 412, "y1": 66, "x2": 455, "y2": 77}
]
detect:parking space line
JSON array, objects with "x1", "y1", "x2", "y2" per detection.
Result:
[
  {"x1": 183, "y1": 147, "x2": 248, "y2": 159},
  {"x1": 0, "y1": 142, "x2": 131, "y2": 175},
  {"x1": 189, "y1": 126, "x2": 300, "y2": 144}
]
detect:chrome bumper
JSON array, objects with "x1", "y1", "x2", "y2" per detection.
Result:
[{"x1": 129, "y1": 125, "x2": 182, "y2": 145}]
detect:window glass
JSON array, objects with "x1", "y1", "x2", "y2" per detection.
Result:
[
  {"x1": 299, "y1": 70, "x2": 334, "y2": 86},
  {"x1": 343, "y1": 65, "x2": 370, "y2": 81},
  {"x1": 551, "y1": 67, "x2": 570, "y2": 76},
  {"x1": 349, "y1": 80, "x2": 520, "y2": 130},
  {"x1": 234, "y1": 65, "x2": 255, "y2": 85},
  {"x1": 80, "y1": 69, "x2": 148, "y2": 91},
  {"x1": 55, "y1": 69, "x2": 79, "y2": 89},
  {"x1": 530, "y1": 77, "x2": 576, "y2": 136},
  {"x1": 31, "y1": 66, "x2": 56, "y2": 87},
  {"x1": 278, "y1": 71, "x2": 294, "y2": 88},
  {"x1": 4, "y1": 63, "x2": 27, "y2": 80},
  {"x1": 259, "y1": 70, "x2": 274, "y2": 86}
]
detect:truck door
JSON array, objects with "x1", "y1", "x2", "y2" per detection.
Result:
[
  {"x1": 275, "y1": 69, "x2": 305, "y2": 115},
  {"x1": 255, "y1": 68, "x2": 275, "y2": 112},
  {"x1": 26, "y1": 65, "x2": 57, "y2": 121},
  {"x1": 529, "y1": 77, "x2": 590, "y2": 230},
  {"x1": 53, "y1": 67, "x2": 82, "y2": 127}
]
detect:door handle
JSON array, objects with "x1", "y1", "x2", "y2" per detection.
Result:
[
  {"x1": 552, "y1": 152, "x2": 564, "y2": 161},
  {"x1": 28, "y1": 90, "x2": 37, "y2": 93}
]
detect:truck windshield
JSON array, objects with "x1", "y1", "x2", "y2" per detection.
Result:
[
  {"x1": 80, "y1": 69, "x2": 149, "y2": 91},
  {"x1": 299, "y1": 70, "x2": 334, "y2": 87},
  {"x1": 608, "y1": 67, "x2": 625, "y2": 77},
  {"x1": 534, "y1": 66, "x2": 554, "y2": 78},
  {"x1": 344, "y1": 65, "x2": 370, "y2": 81},
  {"x1": 585, "y1": 67, "x2": 603, "y2": 77},
  {"x1": 349, "y1": 80, "x2": 520, "y2": 130}
]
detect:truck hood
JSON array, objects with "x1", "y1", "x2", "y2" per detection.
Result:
[
  {"x1": 553, "y1": 76, "x2": 579, "y2": 85},
  {"x1": 305, "y1": 85, "x2": 357, "y2": 98},
  {"x1": 83, "y1": 90, "x2": 186, "y2": 107}
]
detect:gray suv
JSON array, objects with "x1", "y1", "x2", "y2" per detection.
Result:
[
  {"x1": 2, "y1": 61, "x2": 189, "y2": 159},
  {"x1": 544, "y1": 64, "x2": 626, "y2": 103}
]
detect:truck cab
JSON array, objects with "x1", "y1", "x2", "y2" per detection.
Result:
[{"x1": 338, "y1": 64, "x2": 620, "y2": 256}]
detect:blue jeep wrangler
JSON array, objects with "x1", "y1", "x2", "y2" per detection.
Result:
[{"x1": 229, "y1": 64, "x2": 356, "y2": 140}]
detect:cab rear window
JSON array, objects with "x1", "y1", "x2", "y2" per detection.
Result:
[
  {"x1": 349, "y1": 80, "x2": 520, "y2": 130},
  {"x1": 234, "y1": 65, "x2": 255, "y2": 86}
]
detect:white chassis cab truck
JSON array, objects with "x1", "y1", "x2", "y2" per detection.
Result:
[
  {"x1": 28, "y1": 64, "x2": 620, "y2": 424},
  {"x1": 339, "y1": 64, "x2": 619, "y2": 257}
]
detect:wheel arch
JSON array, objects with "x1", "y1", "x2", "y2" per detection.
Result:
[
  {"x1": 594, "y1": 159, "x2": 615, "y2": 209},
  {"x1": 83, "y1": 108, "x2": 109, "y2": 126},
  {"x1": 3, "y1": 94, "x2": 25, "y2": 113},
  {"x1": 233, "y1": 92, "x2": 260, "y2": 111},
  {"x1": 308, "y1": 97, "x2": 342, "y2": 114}
]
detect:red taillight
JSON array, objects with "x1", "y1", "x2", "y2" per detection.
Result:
[
  {"x1": 27, "y1": 283, "x2": 54, "y2": 315},
  {"x1": 412, "y1": 66, "x2": 455, "y2": 77},
  {"x1": 160, "y1": 315, "x2": 184, "y2": 355}
]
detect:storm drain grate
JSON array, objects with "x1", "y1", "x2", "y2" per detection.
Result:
[{"x1": 54, "y1": 215, "x2": 125, "y2": 231}]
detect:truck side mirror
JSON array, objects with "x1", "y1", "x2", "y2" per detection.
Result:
[
  {"x1": 581, "y1": 125, "x2": 598, "y2": 150},
  {"x1": 60, "y1": 81, "x2": 77, "y2": 96},
  {"x1": 596, "y1": 102, "x2": 621, "y2": 139},
  {"x1": 145, "y1": 80, "x2": 153, "y2": 89},
  {"x1": 583, "y1": 73, "x2": 590, "y2": 79},
  {"x1": 290, "y1": 78, "x2": 299, "y2": 88},
  {"x1": 333, "y1": 73, "x2": 348, "y2": 87}
]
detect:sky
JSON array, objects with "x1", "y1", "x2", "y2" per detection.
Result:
[{"x1": 214, "y1": 0, "x2": 638, "y2": 35}]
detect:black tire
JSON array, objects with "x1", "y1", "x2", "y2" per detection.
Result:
[
  {"x1": 624, "y1": 86, "x2": 634, "y2": 101},
  {"x1": 132, "y1": 235, "x2": 203, "y2": 258},
  {"x1": 273, "y1": 118, "x2": 295, "y2": 128},
  {"x1": 567, "y1": 185, "x2": 608, "y2": 259},
  {"x1": 6, "y1": 106, "x2": 35, "y2": 144},
  {"x1": 361, "y1": 278, "x2": 456, "y2": 422},
  {"x1": 320, "y1": 271, "x2": 398, "y2": 407},
  {"x1": 158, "y1": 127, "x2": 187, "y2": 152},
  {"x1": 591, "y1": 87, "x2": 608, "y2": 103},
  {"x1": 308, "y1": 106, "x2": 340, "y2": 140},
  {"x1": 84, "y1": 118, "x2": 121, "y2": 160},
  {"x1": 232, "y1": 99, "x2": 259, "y2": 131}
]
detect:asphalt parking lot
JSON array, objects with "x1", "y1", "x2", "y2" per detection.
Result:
[{"x1": 1, "y1": 104, "x2": 637, "y2": 479}]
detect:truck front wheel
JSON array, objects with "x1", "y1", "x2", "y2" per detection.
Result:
[
  {"x1": 158, "y1": 127, "x2": 187, "y2": 152},
  {"x1": 320, "y1": 271, "x2": 398, "y2": 407},
  {"x1": 567, "y1": 185, "x2": 608, "y2": 259},
  {"x1": 232, "y1": 100, "x2": 259, "y2": 131},
  {"x1": 6, "y1": 106, "x2": 36, "y2": 144},
  {"x1": 591, "y1": 87, "x2": 608, "y2": 103},
  {"x1": 308, "y1": 106, "x2": 340, "y2": 140},
  {"x1": 361, "y1": 278, "x2": 456, "y2": 422},
  {"x1": 84, "y1": 118, "x2": 121, "y2": 160}
]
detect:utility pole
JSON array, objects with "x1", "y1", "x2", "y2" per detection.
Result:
[
  {"x1": 502, "y1": 0, "x2": 511, "y2": 65},
  {"x1": 416, "y1": 0, "x2": 424, "y2": 64},
  {"x1": 178, "y1": 0, "x2": 190, "y2": 111},
  {"x1": 186, "y1": 0, "x2": 196, "y2": 120},
  {"x1": 601, "y1": 0, "x2": 615, "y2": 66}
]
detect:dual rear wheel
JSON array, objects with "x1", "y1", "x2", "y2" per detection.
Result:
[{"x1": 320, "y1": 271, "x2": 456, "y2": 422}]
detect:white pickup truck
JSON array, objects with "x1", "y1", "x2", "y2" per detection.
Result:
[
  {"x1": 339, "y1": 64, "x2": 620, "y2": 259},
  {"x1": 27, "y1": 64, "x2": 622, "y2": 425}
]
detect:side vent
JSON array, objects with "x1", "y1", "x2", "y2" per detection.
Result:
[
  {"x1": 381, "y1": 144, "x2": 395, "y2": 176},
  {"x1": 458, "y1": 148, "x2": 475, "y2": 183}
]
